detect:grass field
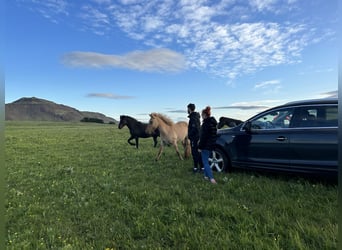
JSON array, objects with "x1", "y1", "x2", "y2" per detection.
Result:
[{"x1": 5, "y1": 121, "x2": 337, "y2": 249}]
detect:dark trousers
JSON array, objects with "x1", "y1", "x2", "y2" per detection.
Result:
[{"x1": 190, "y1": 139, "x2": 202, "y2": 168}]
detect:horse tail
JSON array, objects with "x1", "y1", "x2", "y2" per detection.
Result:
[{"x1": 183, "y1": 137, "x2": 191, "y2": 159}]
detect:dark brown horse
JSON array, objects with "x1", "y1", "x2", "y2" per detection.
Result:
[
  {"x1": 118, "y1": 115, "x2": 159, "y2": 149},
  {"x1": 217, "y1": 116, "x2": 243, "y2": 129}
]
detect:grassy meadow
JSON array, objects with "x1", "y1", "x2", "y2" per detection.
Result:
[{"x1": 5, "y1": 121, "x2": 337, "y2": 249}]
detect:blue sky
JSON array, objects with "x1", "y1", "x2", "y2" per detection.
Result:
[{"x1": 5, "y1": 0, "x2": 338, "y2": 122}]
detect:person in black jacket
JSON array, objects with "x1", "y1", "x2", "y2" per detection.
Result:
[
  {"x1": 187, "y1": 103, "x2": 202, "y2": 173},
  {"x1": 198, "y1": 106, "x2": 217, "y2": 184}
]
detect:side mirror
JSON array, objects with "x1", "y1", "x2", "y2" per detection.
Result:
[{"x1": 243, "y1": 121, "x2": 252, "y2": 133}]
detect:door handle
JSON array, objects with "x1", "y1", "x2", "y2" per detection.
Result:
[{"x1": 276, "y1": 136, "x2": 287, "y2": 141}]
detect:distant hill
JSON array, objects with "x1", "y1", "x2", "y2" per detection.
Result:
[{"x1": 5, "y1": 97, "x2": 117, "y2": 124}]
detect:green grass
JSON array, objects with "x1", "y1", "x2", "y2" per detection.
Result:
[{"x1": 5, "y1": 121, "x2": 337, "y2": 249}]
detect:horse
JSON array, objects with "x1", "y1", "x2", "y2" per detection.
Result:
[
  {"x1": 217, "y1": 116, "x2": 244, "y2": 129},
  {"x1": 146, "y1": 113, "x2": 191, "y2": 161},
  {"x1": 118, "y1": 115, "x2": 159, "y2": 149}
]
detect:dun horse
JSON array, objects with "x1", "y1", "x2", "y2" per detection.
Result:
[
  {"x1": 146, "y1": 113, "x2": 191, "y2": 161},
  {"x1": 217, "y1": 116, "x2": 243, "y2": 129},
  {"x1": 118, "y1": 115, "x2": 159, "y2": 149}
]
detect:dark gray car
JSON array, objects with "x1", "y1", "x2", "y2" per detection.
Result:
[{"x1": 209, "y1": 98, "x2": 338, "y2": 178}]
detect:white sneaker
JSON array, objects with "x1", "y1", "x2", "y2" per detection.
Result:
[{"x1": 210, "y1": 179, "x2": 217, "y2": 184}]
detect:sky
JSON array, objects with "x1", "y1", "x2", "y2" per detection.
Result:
[{"x1": 5, "y1": 0, "x2": 338, "y2": 122}]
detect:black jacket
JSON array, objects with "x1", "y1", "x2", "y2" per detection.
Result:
[
  {"x1": 198, "y1": 116, "x2": 217, "y2": 150},
  {"x1": 188, "y1": 112, "x2": 200, "y2": 141}
]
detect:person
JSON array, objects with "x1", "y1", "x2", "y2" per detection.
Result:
[
  {"x1": 198, "y1": 106, "x2": 217, "y2": 184},
  {"x1": 187, "y1": 103, "x2": 202, "y2": 173}
]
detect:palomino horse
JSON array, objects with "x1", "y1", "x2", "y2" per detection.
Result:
[
  {"x1": 146, "y1": 113, "x2": 191, "y2": 161},
  {"x1": 118, "y1": 115, "x2": 159, "y2": 149}
]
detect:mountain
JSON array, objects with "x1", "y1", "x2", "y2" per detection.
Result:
[{"x1": 5, "y1": 97, "x2": 117, "y2": 124}]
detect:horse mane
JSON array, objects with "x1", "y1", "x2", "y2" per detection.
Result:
[
  {"x1": 152, "y1": 113, "x2": 174, "y2": 126},
  {"x1": 121, "y1": 115, "x2": 138, "y2": 122}
]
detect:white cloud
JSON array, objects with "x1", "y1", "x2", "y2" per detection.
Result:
[
  {"x1": 317, "y1": 90, "x2": 338, "y2": 99},
  {"x1": 254, "y1": 80, "x2": 281, "y2": 89},
  {"x1": 62, "y1": 48, "x2": 186, "y2": 73},
  {"x1": 143, "y1": 15, "x2": 164, "y2": 32},
  {"x1": 92, "y1": 0, "x2": 111, "y2": 4},
  {"x1": 18, "y1": 0, "x2": 69, "y2": 23},
  {"x1": 249, "y1": 0, "x2": 278, "y2": 12},
  {"x1": 254, "y1": 80, "x2": 282, "y2": 94},
  {"x1": 87, "y1": 93, "x2": 135, "y2": 99},
  {"x1": 20, "y1": 0, "x2": 337, "y2": 81},
  {"x1": 214, "y1": 99, "x2": 283, "y2": 110}
]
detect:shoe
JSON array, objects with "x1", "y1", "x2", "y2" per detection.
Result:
[
  {"x1": 201, "y1": 167, "x2": 204, "y2": 172},
  {"x1": 193, "y1": 168, "x2": 198, "y2": 173},
  {"x1": 210, "y1": 179, "x2": 217, "y2": 184}
]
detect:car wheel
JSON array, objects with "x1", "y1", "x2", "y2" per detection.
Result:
[{"x1": 209, "y1": 148, "x2": 230, "y2": 172}]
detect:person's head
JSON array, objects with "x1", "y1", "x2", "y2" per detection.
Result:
[
  {"x1": 187, "y1": 103, "x2": 195, "y2": 114},
  {"x1": 201, "y1": 106, "x2": 211, "y2": 119}
]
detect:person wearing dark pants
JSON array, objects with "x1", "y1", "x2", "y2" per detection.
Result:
[
  {"x1": 198, "y1": 106, "x2": 217, "y2": 184},
  {"x1": 187, "y1": 103, "x2": 202, "y2": 173}
]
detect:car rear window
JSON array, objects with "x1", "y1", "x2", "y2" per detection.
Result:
[{"x1": 290, "y1": 105, "x2": 338, "y2": 128}]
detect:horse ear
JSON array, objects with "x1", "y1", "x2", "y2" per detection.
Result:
[{"x1": 150, "y1": 113, "x2": 155, "y2": 118}]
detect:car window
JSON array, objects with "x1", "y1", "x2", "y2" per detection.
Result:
[
  {"x1": 290, "y1": 105, "x2": 338, "y2": 128},
  {"x1": 250, "y1": 108, "x2": 293, "y2": 130}
]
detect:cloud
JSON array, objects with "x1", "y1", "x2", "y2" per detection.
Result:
[
  {"x1": 254, "y1": 79, "x2": 282, "y2": 94},
  {"x1": 166, "y1": 110, "x2": 187, "y2": 114},
  {"x1": 214, "y1": 105, "x2": 269, "y2": 110},
  {"x1": 20, "y1": 1, "x2": 337, "y2": 80},
  {"x1": 106, "y1": 1, "x2": 316, "y2": 79},
  {"x1": 17, "y1": 0, "x2": 69, "y2": 23},
  {"x1": 86, "y1": 93, "x2": 135, "y2": 99},
  {"x1": 214, "y1": 99, "x2": 282, "y2": 110},
  {"x1": 254, "y1": 80, "x2": 280, "y2": 89},
  {"x1": 62, "y1": 48, "x2": 186, "y2": 72},
  {"x1": 92, "y1": 0, "x2": 111, "y2": 4},
  {"x1": 318, "y1": 90, "x2": 338, "y2": 98},
  {"x1": 79, "y1": 5, "x2": 110, "y2": 35}
]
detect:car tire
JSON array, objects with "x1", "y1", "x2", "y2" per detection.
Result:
[{"x1": 209, "y1": 148, "x2": 231, "y2": 173}]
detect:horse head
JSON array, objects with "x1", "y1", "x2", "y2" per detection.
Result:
[
  {"x1": 217, "y1": 117, "x2": 226, "y2": 129},
  {"x1": 118, "y1": 115, "x2": 127, "y2": 129},
  {"x1": 218, "y1": 116, "x2": 243, "y2": 128},
  {"x1": 146, "y1": 113, "x2": 159, "y2": 134}
]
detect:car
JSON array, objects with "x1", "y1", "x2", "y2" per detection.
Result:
[{"x1": 209, "y1": 98, "x2": 338, "y2": 178}]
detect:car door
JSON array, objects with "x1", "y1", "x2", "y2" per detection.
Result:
[
  {"x1": 289, "y1": 104, "x2": 338, "y2": 174},
  {"x1": 234, "y1": 107, "x2": 294, "y2": 170}
]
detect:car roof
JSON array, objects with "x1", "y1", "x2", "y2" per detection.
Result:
[
  {"x1": 245, "y1": 98, "x2": 338, "y2": 122},
  {"x1": 282, "y1": 98, "x2": 338, "y2": 107}
]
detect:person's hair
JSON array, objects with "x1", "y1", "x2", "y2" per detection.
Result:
[
  {"x1": 202, "y1": 106, "x2": 211, "y2": 117},
  {"x1": 187, "y1": 103, "x2": 195, "y2": 111}
]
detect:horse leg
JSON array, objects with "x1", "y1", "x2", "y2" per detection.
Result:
[
  {"x1": 135, "y1": 138, "x2": 139, "y2": 149},
  {"x1": 153, "y1": 135, "x2": 158, "y2": 147},
  {"x1": 128, "y1": 136, "x2": 136, "y2": 146},
  {"x1": 174, "y1": 142, "x2": 184, "y2": 160},
  {"x1": 156, "y1": 144, "x2": 164, "y2": 161}
]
